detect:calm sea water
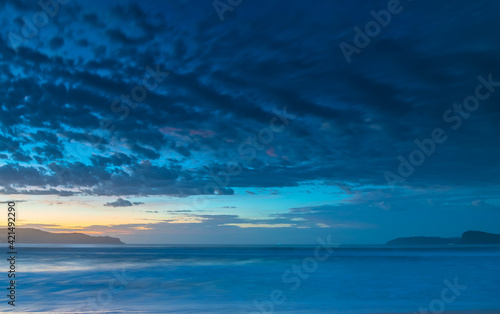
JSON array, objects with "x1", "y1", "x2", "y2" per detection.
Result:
[{"x1": 11, "y1": 245, "x2": 500, "y2": 313}]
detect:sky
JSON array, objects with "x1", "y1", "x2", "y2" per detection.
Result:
[{"x1": 1, "y1": 0, "x2": 500, "y2": 244}]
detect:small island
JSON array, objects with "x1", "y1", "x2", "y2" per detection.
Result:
[
  {"x1": 387, "y1": 231, "x2": 500, "y2": 246},
  {"x1": 1, "y1": 228, "x2": 124, "y2": 244}
]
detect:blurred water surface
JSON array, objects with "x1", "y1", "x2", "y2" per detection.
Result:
[{"x1": 12, "y1": 245, "x2": 500, "y2": 313}]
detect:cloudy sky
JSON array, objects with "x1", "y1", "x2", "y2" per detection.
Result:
[{"x1": 1, "y1": 0, "x2": 500, "y2": 244}]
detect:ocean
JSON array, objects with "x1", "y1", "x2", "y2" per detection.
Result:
[{"x1": 12, "y1": 245, "x2": 500, "y2": 313}]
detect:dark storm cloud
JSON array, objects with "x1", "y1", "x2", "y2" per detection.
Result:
[
  {"x1": 33, "y1": 144, "x2": 64, "y2": 160},
  {"x1": 0, "y1": 0, "x2": 499, "y2": 198},
  {"x1": 63, "y1": 131, "x2": 109, "y2": 146},
  {"x1": 0, "y1": 164, "x2": 48, "y2": 187},
  {"x1": 90, "y1": 153, "x2": 137, "y2": 167},
  {"x1": 49, "y1": 37, "x2": 64, "y2": 50},
  {"x1": 0, "y1": 135, "x2": 20, "y2": 152},
  {"x1": 104, "y1": 198, "x2": 143, "y2": 207},
  {"x1": 12, "y1": 150, "x2": 32, "y2": 162},
  {"x1": 31, "y1": 131, "x2": 60, "y2": 145}
]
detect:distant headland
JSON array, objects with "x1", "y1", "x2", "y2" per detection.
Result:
[
  {"x1": 1, "y1": 228, "x2": 124, "y2": 244},
  {"x1": 387, "y1": 231, "x2": 500, "y2": 246}
]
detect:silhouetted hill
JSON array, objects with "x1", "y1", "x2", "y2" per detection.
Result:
[
  {"x1": 387, "y1": 231, "x2": 500, "y2": 245},
  {"x1": 1, "y1": 228, "x2": 124, "y2": 244},
  {"x1": 458, "y1": 231, "x2": 500, "y2": 244}
]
